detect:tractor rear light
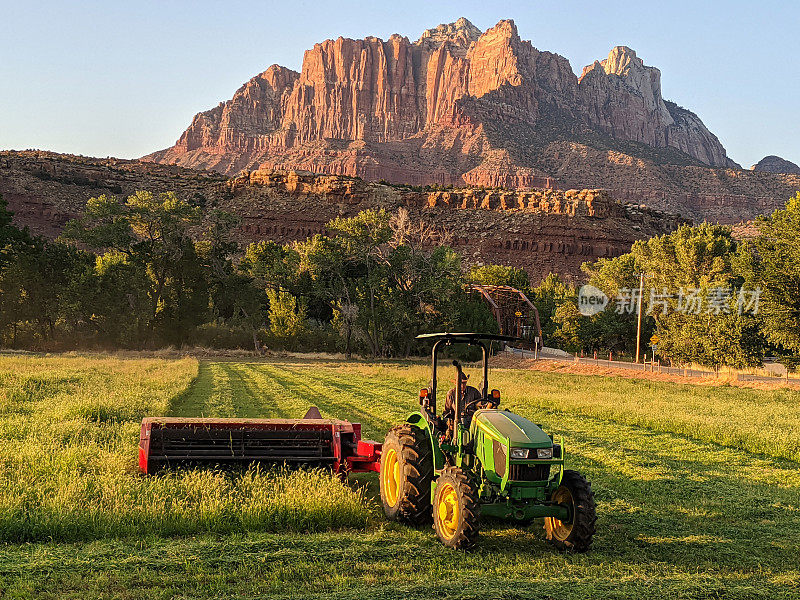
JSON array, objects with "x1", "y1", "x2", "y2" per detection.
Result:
[
  {"x1": 491, "y1": 389, "x2": 500, "y2": 399},
  {"x1": 536, "y1": 447, "x2": 554, "y2": 459},
  {"x1": 510, "y1": 448, "x2": 529, "y2": 459},
  {"x1": 419, "y1": 388, "x2": 429, "y2": 408}
]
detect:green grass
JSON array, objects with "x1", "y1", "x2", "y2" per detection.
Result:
[
  {"x1": 0, "y1": 355, "x2": 798, "y2": 599},
  {"x1": 0, "y1": 355, "x2": 370, "y2": 543}
]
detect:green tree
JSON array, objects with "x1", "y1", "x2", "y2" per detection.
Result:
[
  {"x1": 0, "y1": 236, "x2": 93, "y2": 348},
  {"x1": 468, "y1": 264, "x2": 531, "y2": 293},
  {"x1": 582, "y1": 253, "x2": 642, "y2": 355},
  {"x1": 63, "y1": 191, "x2": 207, "y2": 346},
  {"x1": 297, "y1": 210, "x2": 391, "y2": 356},
  {"x1": 266, "y1": 288, "x2": 307, "y2": 349},
  {"x1": 529, "y1": 273, "x2": 576, "y2": 346},
  {"x1": 297, "y1": 208, "x2": 479, "y2": 357},
  {"x1": 241, "y1": 240, "x2": 302, "y2": 292},
  {"x1": 633, "y1": 223, "x2": 761, "y2": 368},
  {"x1": 582, "y1": 223, "x2": 763, "y2": 367},
  {"x1": 73, "y1": 251, "x2": 150, "y2": 346},
  {"x1": 737, "y1": 193, "x2": 800, "y2": 361}
]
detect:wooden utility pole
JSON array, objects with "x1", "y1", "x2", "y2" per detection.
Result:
[{"x1": 635, "y1": 272, "x2": 644, "y2": 364}]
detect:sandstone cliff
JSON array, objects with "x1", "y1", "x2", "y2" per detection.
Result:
[
  {"x1": 578, "y1": 47, "x2": 734, "y2": 169},
  {"x1": 145, "y1": 18, "x2": 750, "y2": 197},
  {"x1": 0, "y1": 151, "x2": 683, "y2": 282}
]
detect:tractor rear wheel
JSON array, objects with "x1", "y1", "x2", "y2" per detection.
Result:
[
  {"x1": 544, "y1": 469, "x2": 596, "y2": 552},
  {"x1": 433, "y1": 466, "x2": 480, "y2": 549},
  {"x1": 380, "y1": 424, "x2": 434, "y2": 525}
]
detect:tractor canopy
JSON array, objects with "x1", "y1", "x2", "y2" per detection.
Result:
[{"x1": 472, "y1": 410, "x2": 552, "y2": 448}]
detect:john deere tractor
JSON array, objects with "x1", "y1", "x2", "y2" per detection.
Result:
[{"x1": 379, "y1": 333, "x2": 596, "y2": 550}]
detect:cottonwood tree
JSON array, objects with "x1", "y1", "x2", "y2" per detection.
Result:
[
  {"x1": 296, "y1": 209, "x2": 474, "y2": 357},
  {"x1": 0, "y1": 195, "x2": 96, "y2": 347},
  {"x1": 63, "y1": 191, "x2": 208, "y2": 346},
  {"x1": 468, "y1": 264, "x2": 531, "y2": 293},
  {"x1": 737, "y1": 193, "x2": 800, "y2": 366},
  {"x1": 583, "y1": 223, "x2": 763, "y2": 367}
]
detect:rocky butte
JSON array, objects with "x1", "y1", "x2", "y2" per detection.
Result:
[
  {"x1": 145, "y1": 17, "x2": 799, "y2": 223},
  {"x1": 751, "y1": 155, "x2": 800, "y2": 175}
]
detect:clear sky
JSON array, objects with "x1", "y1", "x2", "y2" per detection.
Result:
[{"x1": 1, "y1": 0, "x2": 797, "y2": 168}]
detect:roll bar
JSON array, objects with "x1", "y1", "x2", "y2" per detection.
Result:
[
  {"x1": 416, "y1": 333, "x2": 520, "y2": 430},
  {"x1": 427, "y1": 338, "x2": 488, "y2": 418}
]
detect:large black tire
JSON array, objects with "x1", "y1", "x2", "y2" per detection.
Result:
[
  {"x1": 544, "y1": 469, "x2": 596, "y2": 552},
  {"x1": 379, "y1": 424, "x2": 434, "y2": 525},
  {"x1": 432, "y1": 466, "x2": 480, "y2": 549}
]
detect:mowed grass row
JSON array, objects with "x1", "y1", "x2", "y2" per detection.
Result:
[
  {"x1": 226, "y1": 359, "x2": 800, "y2": 462},
  {"x1": 490, "y1": 366, "x2": 800, "y2": 463},
  {"x1": 0, "y1": 355, "x2": 371, "y2": 542},
  {"x1": 0, "y1": 355, "x2": 799, "y2": 599}
]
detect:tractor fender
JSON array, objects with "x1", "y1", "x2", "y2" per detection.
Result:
[{"x1": 406, "y1": 412, "x2": 446, "y2": 471}]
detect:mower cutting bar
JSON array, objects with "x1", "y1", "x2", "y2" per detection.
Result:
[{"x1": 138, "y1": 413, "x2": 382, "y2": 475}]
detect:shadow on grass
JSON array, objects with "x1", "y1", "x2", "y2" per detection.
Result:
[{"x1": 164, "y1": 361, "x2": 206, "y2": 416}]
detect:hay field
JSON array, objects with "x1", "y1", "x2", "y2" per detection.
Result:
[{"x1": 0, "y1": 354, "x2": 798, "y2": 599}]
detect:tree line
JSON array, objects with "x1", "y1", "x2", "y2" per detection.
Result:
[
  {"x1": 0, "y1": 190, "x2": 797, "y2": 368},
  {"x1": 544, "y1": 193, "x2": 800, "y2": 369},
  {"x1": 0, "y1": 192, "x2": 495, "y2": 356}
]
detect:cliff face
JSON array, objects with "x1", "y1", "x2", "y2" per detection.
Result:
[
  {"x1": 577, "y1": 47, "x2": 732, "y2": 168},
  {"x1": 0, "y1": 151, "x2": 683, "y2": 282},
  {"x1": 146, "y1": 18, "x2": 738, "y2": 183},
  {"x1": 224, "y1": 170, "x2": 686, "y2": 283}
]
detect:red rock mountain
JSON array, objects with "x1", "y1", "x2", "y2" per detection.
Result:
[
  {"x1": 145, "y1": 18, "x2": 800, "y2": 222},
  {"x1": 145, "y1": 20, "x2": 730, "y2": 175}
]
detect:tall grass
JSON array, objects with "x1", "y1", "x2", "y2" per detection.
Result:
[{"x1": 0, "y1": 355, "x2": 371, "y2": 542}]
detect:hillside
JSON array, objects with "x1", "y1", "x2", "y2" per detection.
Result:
[{"x1": 0, "y1": 150, "x2": 682, "y2": 282}]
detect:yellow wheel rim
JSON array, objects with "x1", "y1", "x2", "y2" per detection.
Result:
[
  {"x1": 545, "y1": 486, "x2": 573, "y2": 541},
  {"x1": 437, "y1": 483, "x2": 460, "y2": 540},
  {"x1": 382, "y1": 448, "x2": 400, "y2": 506}
]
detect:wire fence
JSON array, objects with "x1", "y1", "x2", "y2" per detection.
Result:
[{"x1": 507, "y1": 348, "x2": 796, "y2": 384}]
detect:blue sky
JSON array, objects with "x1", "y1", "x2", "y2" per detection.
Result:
[{"x1": 1, "y1": 0, "x2": 797, "y2": 168}]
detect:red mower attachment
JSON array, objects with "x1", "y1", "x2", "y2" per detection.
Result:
[{"x1": 138, "y1": 407, "x2": 382, "y2": 475}]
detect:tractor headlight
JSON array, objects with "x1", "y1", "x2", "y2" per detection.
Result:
[
  {"x1": 536, "y1": 447, "x2": 553, "y2": 459},
  {"x1": 510, "y1": 448, "x2": 529, "y2": 459}
]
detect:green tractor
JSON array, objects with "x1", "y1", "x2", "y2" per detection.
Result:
[{"x1": 379, "y1": 333, "x2": 596, "y2": 550}]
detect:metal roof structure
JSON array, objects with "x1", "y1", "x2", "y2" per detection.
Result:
[{"x1": 468, "y1": 284, "x2": 543, "y2": 351}]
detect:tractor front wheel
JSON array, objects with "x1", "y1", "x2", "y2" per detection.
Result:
[
  {"x1": 433, "y1": 466, "x2": 480, "y2": 549},
  {"x1": 380, "y1": 424, "x2": 434, "y2": 525},
  {"x1": 544, "y1": 469, "x2": 596, "y2": 552}
]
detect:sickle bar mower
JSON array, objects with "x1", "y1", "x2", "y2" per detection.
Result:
[{"x1": 138, "y1": 407, "x2": 382, "y2": 475}]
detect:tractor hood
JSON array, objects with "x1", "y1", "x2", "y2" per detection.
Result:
[{"x1": 473, "y1": 410, "x2": 552, "y2": 447}]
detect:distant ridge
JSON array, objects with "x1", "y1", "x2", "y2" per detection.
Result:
[{"x1": 752, "y1": 155, "x2": 800, "y2": 175}]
